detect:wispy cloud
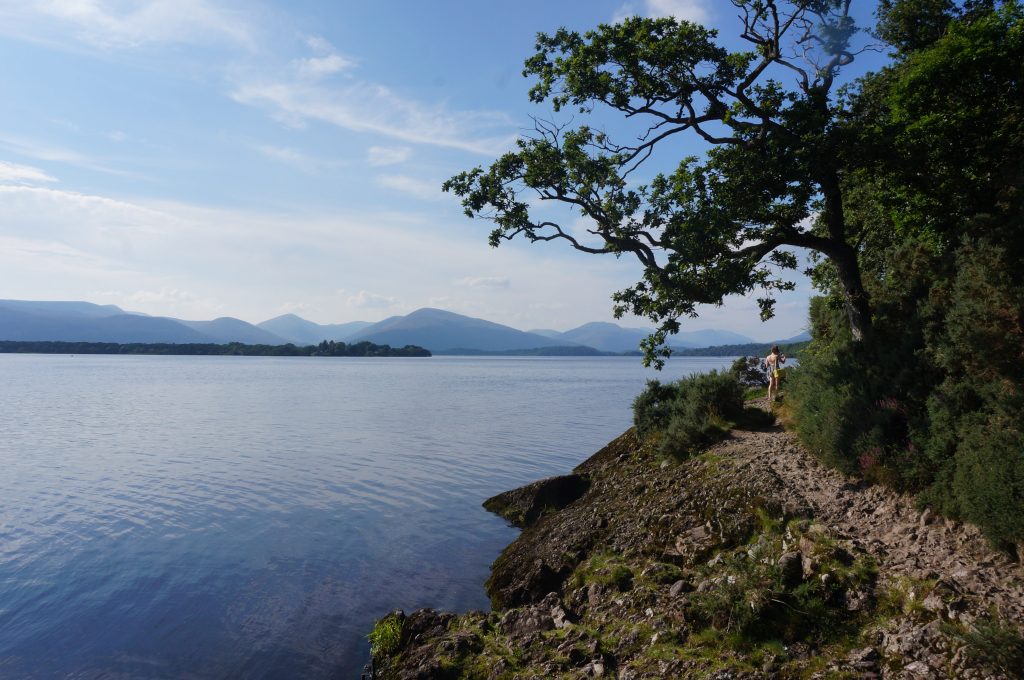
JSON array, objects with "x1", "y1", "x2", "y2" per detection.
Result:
[
  {"x1": 456, "y1": 276, "x2": 510, "y2": 289},
  {"x1": 0, "y1": 0, "x2": 256, "y2": 50},
  {"x1": 294, "y1": 54, "x2": 355, "y2": 80},
  {"x1": 0, "y1": 160, "x2": 58, "y2": 185},
  {"x1": 375, "y1": 174, "x2": 446, "y2": 201},
  {"x1": 614, "y1": 0, "x2": 711, "y2": 23},
  {"x1": 346, "y1": 290, "x2": 401, "y2": 309},
  {"x1": 255, "y1": 144, "x2": 341, "y2": 174},
  {"x1": 367, "y1": 146, "x2": 412, "y2": 167},
  {"x1": 230, "y1": 78, "x2": 516, "y2": 155},
  {"x1": 0, "y1": 135, "x2": 136, "y2": 177}
]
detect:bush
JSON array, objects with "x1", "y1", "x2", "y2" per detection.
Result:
[
  {"x1": 730, "y1": 356, "x2": 769, "y2": 387},
  {"x1": 633, "y1": 371, "x2": 744, "y2": 459},
  {"x1": 632, "y1": 379, "x2": 682, "y2": 439},
  {"x1": 367, "y1": 614, "x2": 403, "y2": 660}
]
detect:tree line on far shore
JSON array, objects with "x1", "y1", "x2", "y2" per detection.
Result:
[{"x1": 0, "y1": 340, "x2": 431, "y2": 358}]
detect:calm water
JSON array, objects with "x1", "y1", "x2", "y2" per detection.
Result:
[{"x1": 0, "y1": 354, "x2": 734, "y2": 679}]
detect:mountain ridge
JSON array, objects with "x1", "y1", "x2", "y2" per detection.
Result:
[{"x1": 0, "y1": 300, "x2": 803, "y2": 351}]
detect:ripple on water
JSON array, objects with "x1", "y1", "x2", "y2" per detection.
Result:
[{"x1": 0, "y1": 354, "x2": 734, "y2": 678}]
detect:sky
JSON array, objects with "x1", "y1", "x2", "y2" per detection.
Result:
[{"x1": 0, "y1": 0, "x2": 889, "y2": 339}]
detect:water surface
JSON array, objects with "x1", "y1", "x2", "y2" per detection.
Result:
[{"x1": 0, "y1": 354, "x2": 734, "y2": 678}]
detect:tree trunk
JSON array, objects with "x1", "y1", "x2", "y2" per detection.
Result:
[
  {"x1": 820, "y1": 172, "x2": 872, "y2": 341},
  {"x1": 831, "y1": 244, "x2": 872, "y2": 341}
]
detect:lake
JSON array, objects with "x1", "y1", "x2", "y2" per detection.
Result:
[{"x1": 0, "y1": 354, "x2": 735, "y2": 679}]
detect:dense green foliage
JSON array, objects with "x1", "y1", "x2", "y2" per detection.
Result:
[
  {"x1": 632, "y1": 371, "x2": 745, "y2": 458},
  {"x1": 0, "y1": 340, "x2": 431, "y2": 357},
  {"x1": 673, "y1": 340, "x2": 808, "y2": 358},
  {"x1": 789, "y1": 0, "x2": 1024, "y2": 549}
]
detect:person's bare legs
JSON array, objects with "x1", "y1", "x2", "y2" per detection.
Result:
[{"x1": 768, "y1": 374, "x2": 778, "y2": 403}]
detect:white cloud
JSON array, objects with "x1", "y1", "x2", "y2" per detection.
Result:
[
  {"x1": 294, "y1": 53, "x2": 355, "y2": 80},
  {"x1": 646, "y1": 0, "x2": 711, "y2": 22},
  {"x1": 456, "y1": 276, "x2": 510, "y2": 289},
  {"x1": 615, "y1": 0, "x2": 711, "y2": 23},
  {"x1": 375, "y1": 174, "x2": 445, "y2": 202},
  {"x1": 305, "y1": 35, "x2": 334, "y2": 54},
  {"x1": 0, "y1": 0, "x2": 256, "y2": 50},
  {"x1": 230, "y1": 79, "x2": 516, "y2": 155},
  {"x1": 0, "y1": 160, "x2": 58, "y2": 185},
  {"x1": 367, "y1": 146, "x2": 412, "y2": 167},
  {"x1": 347, "y1": 290, "x2": 400, "y2": 309}
]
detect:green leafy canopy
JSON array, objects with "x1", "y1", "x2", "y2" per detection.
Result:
[{"x1": 444, "y1": 1, "x2": 874, "y2": 367}]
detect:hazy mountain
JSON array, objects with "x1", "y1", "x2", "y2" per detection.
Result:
[
  {"x1": 257, "y1": 314, "x2": 372, "y2": 345},
  {"x1": 553, "y1": 322, "x2": 652, "y2": 353},
  {"x1": 351, "y1": 308, "x2": 582, "y2": 352},
  {"x1": 179, "y1": 318, "x2": 289, "y2": 345},
  {"x1": 0, "y1": 299, "x2": 772, "y2": 350},
  {"x1": 672, "y1": 328, "x2": 756, "y2": 348},
  {"x1": 778, "y1": 330, "x2": 812, "y2": 343},
  {"x1": 529, "y1": 321, "x2": 757, "y2": 351},
  {"x1": 0, "y1": 303, "x2": 210, "y2": 343},
  {"x1": 527, "y1": 329, "x2": 565, "y2": 339},
  {"x1": 0, "y1": 300, "x2": 282, "y2": 344},
  {"x1": 0, "y1": 299, "x2": 126, "y2": 318}
]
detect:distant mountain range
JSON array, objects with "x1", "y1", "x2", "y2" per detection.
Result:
[
  {"x1": 257, "y1": 314, "x2": 373, "y2": 345},
  {"x1": 351, "y1": 308, "x2": 577, "y2": 352},
  {"x1": 528, "y1": 321, "x2": 756, "y2": 352},
  {"x1": 0, "y1": 299, "x2": 803, "y2": 353}
]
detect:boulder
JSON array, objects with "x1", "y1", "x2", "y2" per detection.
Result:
[{"x1": 483, "y1": 474, "x2": 590, "y2": 528}]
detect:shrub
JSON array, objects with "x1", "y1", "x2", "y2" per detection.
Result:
[
  {"x1": 730, "y1": 356, "x2": 769, "y2": 388},
  {"x1": 632, "y1": 379, "x2": 681, "y2": 439},
  {"x1": 633, "y1": 371, "x2": 744, "y2": 459},
  {"x1": 367, "y1": 614, "x2": 403, "y2": 660}
]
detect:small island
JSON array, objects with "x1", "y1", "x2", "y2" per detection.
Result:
[{"x1": 0, "y1": 339, "x2": 431, "y2": 358}]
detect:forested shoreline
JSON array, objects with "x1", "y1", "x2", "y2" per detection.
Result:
[{"x1": 0, "y1": 340, "x2": 431, "y2": 357}]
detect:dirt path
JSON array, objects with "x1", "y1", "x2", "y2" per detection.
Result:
[{"x1": 722, "y1": 399, "x2": 1024, "y2": 631}]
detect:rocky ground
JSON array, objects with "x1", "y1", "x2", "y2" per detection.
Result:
[{"x1": 366, "y1": 401, "x2": 1024, "y2": 679}]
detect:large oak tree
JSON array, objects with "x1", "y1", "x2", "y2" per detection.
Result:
[{"x1": 444, "y1": 0, "x2": 875, "y2": 366}]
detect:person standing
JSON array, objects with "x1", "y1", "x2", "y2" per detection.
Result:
[{"x1": 765, "y1": 345, "x2": 786, "y2": 403}]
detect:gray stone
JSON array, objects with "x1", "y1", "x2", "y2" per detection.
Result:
[
  {"x1": 779, "y1": 551, "x2": 803, "y2": 588},
  {"x1": 498, "y1": 606, "x2": 555, "y2": 637},
  {"x1": 922, "y1": 592, "x2": 945, "y2": 613},
  {"x1": 902, "y1": 660, "x2": 932, "y2": 678},
  {"x1": 847, "y1": 646, "x2": 880, "y2": 668},
  {"x1": 802, "y1": 554, "x2": 817, "y2": 579},
  {"x1": 669, "y1": 579, "x2": 690, "y2": 597}
]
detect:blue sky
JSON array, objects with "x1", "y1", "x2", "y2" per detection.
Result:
[{"x1": 0, "y1": 0, "x2": 888, "y2": 339}]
